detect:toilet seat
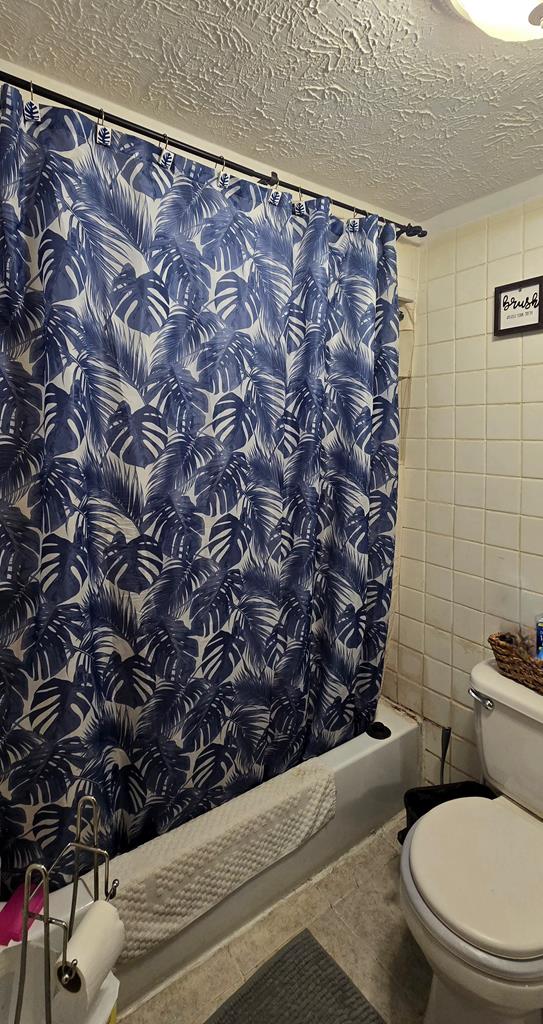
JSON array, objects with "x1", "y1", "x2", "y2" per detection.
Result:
[
  {"x1": 408, "y1": 796, "x2": 543, "y2": 960},
  {"x1": 401, "y1": 822, "x2": 543, "y2": 985}
]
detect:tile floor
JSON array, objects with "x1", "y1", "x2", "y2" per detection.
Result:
[{"x1": 122, "y1": 813, "x2": 431, "y2": 1024}]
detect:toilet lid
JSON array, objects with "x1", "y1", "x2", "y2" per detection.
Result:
[{"x1": 409, "y1": 797, "x2": 543, "y2": 959}]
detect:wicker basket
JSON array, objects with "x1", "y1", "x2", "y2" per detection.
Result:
[{"x1": 488, "y1": 632, "x2": 543, "y2": 696}]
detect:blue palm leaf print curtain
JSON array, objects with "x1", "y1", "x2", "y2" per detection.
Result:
[{"x1": 0, "y1": 84, "x2": 398, "y2": 894}]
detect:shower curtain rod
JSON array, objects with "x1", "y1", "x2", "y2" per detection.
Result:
[{"x1": 1, "y1": 69, "x2": 427, "y2": 240}]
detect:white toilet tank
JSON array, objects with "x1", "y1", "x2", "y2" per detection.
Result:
[{"x1": 471, "y1": 660, "x2": 543, "y2": 819}]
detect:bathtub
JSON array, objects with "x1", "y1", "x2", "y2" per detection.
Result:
[
  {"x1": 117, "y1": 699, "x2": 419, "y2": 1014},
  {"x1": 1, "y1": 700, "x2": 419, "y2": 1022}
]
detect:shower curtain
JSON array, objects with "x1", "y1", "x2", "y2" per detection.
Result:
[{"x1": 0, "y1": 84, "x2": 398, "y2": 894}]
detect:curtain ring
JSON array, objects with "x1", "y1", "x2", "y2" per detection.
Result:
[
  {"x1": 160, "y1": 133, "x2": 169, "y2": 153},
  {"x1": 298, "y1": 186, "x2": 303, "y2": 203},
  {"x1": 98, "y1": 109, "x2": 105, "y2": 126},
  {"x1": 30, "y1": 81, "x2": 34, "y2": 103}
]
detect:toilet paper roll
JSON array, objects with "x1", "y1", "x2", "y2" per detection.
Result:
[{"x1": 53, "y1": 901, "x2": 125, "y2": 1024}]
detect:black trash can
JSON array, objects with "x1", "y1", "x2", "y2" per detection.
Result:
[{"x1": 397, "y1": 780, "x2": 495, "y2": 844}]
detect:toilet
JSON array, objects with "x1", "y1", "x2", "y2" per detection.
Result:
[{"x1": 400, "y1": 659, "x2": 543, "y2": 1024}]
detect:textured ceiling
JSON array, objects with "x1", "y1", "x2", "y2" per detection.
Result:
[{"x1": 2, "y1": 0, "x2": 543, "y2": 219}]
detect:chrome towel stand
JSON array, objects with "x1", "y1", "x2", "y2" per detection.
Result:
[{"x1": 13, "y1": 796, "x2": 119, "y2": 1024}]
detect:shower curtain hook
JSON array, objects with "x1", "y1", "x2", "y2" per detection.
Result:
[
  {"x1": 24, "y1": 81, "x2": 40, "y2": 123},
  {"x1": 95, "y1": 108, "x2": 111, "y2": 147},
  {"x1": 216, "y1": 156, "x2": 230, "y2": 190},
  {"x1": 159, "y1": 132, "x2": 174, "y2": 170}
]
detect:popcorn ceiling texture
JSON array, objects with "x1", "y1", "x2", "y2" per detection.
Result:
[{"x1": 2, "y1": 0, "x2": 543, "y2": 218}]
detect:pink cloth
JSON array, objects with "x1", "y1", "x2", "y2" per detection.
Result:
[{"x1": 0, "y1": 883, "x2": 43, "y2": 945}]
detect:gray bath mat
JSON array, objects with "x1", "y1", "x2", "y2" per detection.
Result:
[{"x1": 205, "y1": 929, "x2": 385, "y2": 1024}]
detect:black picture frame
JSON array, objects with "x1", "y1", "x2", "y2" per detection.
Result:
[{"x1": 494, "y1": 276, "x2": 543, "y2": 337}]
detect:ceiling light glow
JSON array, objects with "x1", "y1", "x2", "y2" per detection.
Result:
[{"x1": 450, "y1": 0, "x2": 543, "y2": 40}]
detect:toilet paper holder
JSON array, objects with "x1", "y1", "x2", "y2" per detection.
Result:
[{"x1": 13, "y1": 795, "x2": 120, "y2": 1024}]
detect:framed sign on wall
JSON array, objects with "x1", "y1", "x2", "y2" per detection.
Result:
[{"x1": 494, "y1": 276, "x2": 543, "y2": 337}]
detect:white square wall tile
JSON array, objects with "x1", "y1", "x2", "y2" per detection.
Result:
[
  {"x1": 402, "y1": 498, "x2": 426, "y2": 529},
  {"x1": 407, "y1": 377, "x2": 426, "y2": 408},
  {"x1": 521, "y1": 590, "x2": 543, "y2": 629},
  {"x1": 485, "y1": 612, "x2": 517, "y2": 638},
  {"x1": 404, "y1": 407, "x2": 426, "y2": 439},
  {"x1": 456, "y1": 300, "x2": 486, "y2": 339},
  {"x1": 485, "y1": 546, "x2": 519, "y2": 587},
  {"x1": 521, "y1": 480, "x2": 543, "y2": 517},
  {"x1": 428, "y1": 341, "x2": 454, "y2": 375},
  {"x1": 453, "y1": 571, "x2": 484, "y2": 611},
  {"x1": 398, "y1": 645, "x2": 424, "y2": 682},
  {"x1": 423, "y1": 689, "x2": 451, "y2": 729},
  {"x1": 484, "y1": 510, "x2": 519, "y2": 550},
  {"x1": 400, "y1": 556, "x2": 425, "y2": 590},
  {"x1": 404, "y1": 468, "x2": 426, "y2": 500},
  {"x1": 456, "y1": 220, "x2": 487, "y2": 271},
  {"x1": 521, "y1": 517, "x2": 543, "y2": 556},
  {"x1": 451, "y1": 737, "x2": 481, "y2": 779},
  {"x1": 426, "y1": 595, "x2": 453, "y2": 631},
  {"x1": 427, "y1": 502, "x2": 454, "y2": 536},
  {"x1": 485, "y1": 580, "x2": 520, "y2": 621},
  {"x1": 425, "y1": 624, "x2": 452, "y2": 663},
  {"x1": 523, "y1": 335, "x2": 543, "y2": 366},
  {"x1": 428, "y1": 308, "x2": 455, "y2": 344},
  {"x1": 487, "y1": 254, "x2": 523, "y2": 297},
  {"x1": 428, "y1": 439, "x2": 454, "y2": 471},
  {"x1": 412, "y1": 343, "x2": 427, "y2": 377},
  {"x1": 399, "y1": 615, "x2": 424, "y2": 652},
  {"x1": 455, "y1": 440, "x2": 485, "y2": 474},
  {"x1": 456, "y1": 265, "x2": 486, "y2": 305},
  {"x1": 401, "y1": 528, "x2": 425, "y2": 561},
  {"x1": 486, "y1": 404, "x2": 521, "y2": 440},
  {"x1": 522, "y1": 404, "x2": 543, "y2": 441},
  {"x1": 520, "y1": 553, "x2": 543, "y2": 593},
  {"x1": 522, "y1": 442, "x2": 543, "y2": 479},
  {"x1": 485, "y1": 476, "x2": 521, "y2": 514},
  {"x1": 400, "y1": 586, "x2": 424, "y2": 621},
  {"x1": 454, "y1": 538, "x2": 484, "y2": 576},
  {"x1": 486, "y1": 441, "x2": 521, "y2": 478},
  {"x1": 428, "y1": 275, "x2": 455, "y2": 311},
  {"x1": 487, "y1": 367, "x2": 521, "y2": 405},
  {"x1": 427, "y1": 471, "x2": 454, "y2": 503},
  {"x1": 404, "y1": 439, "x2": 426, "y2": 469},
  {"x1": 454, "y1": 507, "x2": 484, "y2": 543},
  {"x1": 424, "y1": 656, "x2": 452, "y2": 696},
  {"x1": 428, "y1": 407, "x2": 454, "y2": 439},
  {"x1": 456, "y1": 336, "x2": 485, "y2": 372},
  {"x1": 452, "y1": 703, "x2": 476, "y2": 744},
  {"x1": 488, "y1": 209, "x2": 523, "y2": 260},
  {"x1": 522, "y1": 365, "x2": 543, "y2": 403},
  {"x1": 426, "y1": 532, "x2": 454, "y2": 568},
  {"x1": 455, "y1": 370, "x2": 485, "y2": 406},
  {"x1": 523, "y1": 246, "x2": 543, "y2": 279},
  {"x1": 428, "y1": 374, "x2": 454, "y2": 406},
  {"x1": 397, "y1": 677, "x2": 422, "y2": 715},
  {"x1": 426, "y1": 564, "x2": 453, "y2": 600},
  {"x1": 428, "y1": 234, "x2": 456, "y2": 278},
  {"x1": 382, "y1": 669, "x2": 398, "y2": 702},
  {"x1": 452, "y1": 668, "x2": 473, "y2": 708},
  {"x1": 487, "y1": 336, "x2": 522, "y2": 368},
  {"x1": 524, "y1": 198, "x2": 543, "y2": 251},
  {"x1": 455, "y1": 405, "x2": 485, "y2": 440},
  {"x1": 455, "y1": 473, "x2": 485, "y2": 509},
  {"x1": 454, "y1": 603, "x2": 484, "y2": 644},
  {"x1": 452, "y1": 636, "x2": 484, "y2": 673}
]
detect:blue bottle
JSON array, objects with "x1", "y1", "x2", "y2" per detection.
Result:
[{"x1": 537, "y1": 615, "x2": 543, "y2": 660}]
